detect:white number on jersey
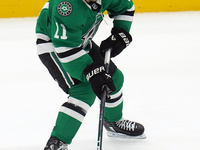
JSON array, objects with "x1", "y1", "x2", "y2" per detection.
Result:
[{"x1": 54, "y1": 22, "x2": 68, "y2": 40}]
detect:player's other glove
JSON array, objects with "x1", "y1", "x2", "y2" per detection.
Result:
[
  {"x1": 84, "y1": 62, "x2": 116, "y2": 99},
  {"x1": 100, "y1": 28, "x2": 132, "y2": 58}
]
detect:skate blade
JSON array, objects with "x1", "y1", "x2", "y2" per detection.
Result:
[{"x1": 106, "y1": 131, "x2": 146, "y2": 139}]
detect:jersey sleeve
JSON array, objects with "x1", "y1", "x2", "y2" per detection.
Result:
[{"x1": 106, "y1": 0, "x2": 135, "y2": 32}]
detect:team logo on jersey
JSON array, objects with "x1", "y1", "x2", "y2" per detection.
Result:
[{"x1": 57, "y1": 1, "x2": 72, "y2": 16}]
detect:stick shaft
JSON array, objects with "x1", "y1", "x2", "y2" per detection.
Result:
[{"x1": 97, "y1": 49, "x2": 111, "y2": 150}]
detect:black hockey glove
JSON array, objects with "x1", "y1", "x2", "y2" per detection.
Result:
[
  {"x1": 84, "y1": 62, "x2": 116, "y2": 99},
  {"x1": 100, "y1": 28, "x2": 132, "y2": 57}
]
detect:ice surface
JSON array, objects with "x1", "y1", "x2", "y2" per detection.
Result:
[{"x1": 0, "y1": 11, "x2": 200, "y2": 150}]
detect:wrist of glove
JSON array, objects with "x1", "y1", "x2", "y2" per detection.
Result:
[
  {"x1": 83, "y1": 62, "x2": 116, "y2": 99},
  {"x1": 100, "y1": 28, "x2": 132, "y2": 57}
]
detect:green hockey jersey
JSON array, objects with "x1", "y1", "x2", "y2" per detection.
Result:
[{"x1": 36, "y1": 0, "x2": 135, "y2": 82}]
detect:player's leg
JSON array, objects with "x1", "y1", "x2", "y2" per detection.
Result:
[
  {"x1": 36, "y1": 32, "x2": 96, "y2": 146},
  {"x1": 89, "y1": 41, "x2": 123, "y2": 122},
  {"x1": 104, "y1": 68, "x2": 146, "y2": 139},
  {"x1": 50, "y1": 81, "x2": 96, "y2": 144},
  {"x1": 90, "y1": 41, "x2": 145, "y2": 138}
]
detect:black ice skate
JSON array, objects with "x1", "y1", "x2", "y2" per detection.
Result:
[
  {"x1": 44, "y1": 136, "x2": 68, "y2": 150},
  {"x1": 103, "y1": 118, "x2": 146, "y2": 139}
]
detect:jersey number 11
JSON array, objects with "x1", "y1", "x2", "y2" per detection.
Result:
[{"x1": 54, "y1": 22, "x2": 68, "y2": 40}]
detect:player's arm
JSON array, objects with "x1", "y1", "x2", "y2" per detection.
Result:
[
  {"x1": 107, "y1": 0, "x2": 135, "y2": 32},
  {"x1": 100, "y1": 0, "x2": 135, "y2": 57}
]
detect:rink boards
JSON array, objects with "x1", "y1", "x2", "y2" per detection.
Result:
[{"x1": 0, "y1": 0, "x2": 200, "y2": 18}]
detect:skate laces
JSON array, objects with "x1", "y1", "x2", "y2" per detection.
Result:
[{"x1": 115, "y1": 119, "x2": 136, "y2": 131}]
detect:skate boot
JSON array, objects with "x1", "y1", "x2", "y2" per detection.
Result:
[
  {"x1": 44, "y1": 136, "x2": 69, "y2": 150},
  {"x1": 103, "y1": 118, "x2": 146, "y2": 139}
]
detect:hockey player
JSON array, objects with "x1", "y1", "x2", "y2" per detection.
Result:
[{"x1": 35, "y1": 0, "x2": 145, "y2": 149}]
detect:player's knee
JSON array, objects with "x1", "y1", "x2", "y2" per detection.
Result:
[
  {"x1": 69, "y1": 82, "x2": 96, "y2": 107},
  {"x1": 112, "y1": 68, "x2": 124, "y2": 92}
]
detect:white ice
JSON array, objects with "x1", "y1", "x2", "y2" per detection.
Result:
[{"x1": 0, "y1": 11, "x2": 200, "y2": 150}]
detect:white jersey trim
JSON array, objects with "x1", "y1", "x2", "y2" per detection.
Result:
[
  {"x1": 37, "y1": 43, "x2": 54, "y2": 55},
  {"x1": 113, "y1": 15, "x2": 133, "y2": 22},
  {"x1": 110, "y1": 89, "x2": 122, "y2": 99},
  {"x1": 68, "y1": 97, "x2": 90, "y2": 112},
  {"x1": 127, "y1": 5, "x2": 135, "y2": 11},
  {"x1": 42, "y1": 2, "x2": 49, "y2": 9},
  {"x1": 59, "y1": 107, "x2": 84, "y2": 122},
  {"x1": 36, "y1": 33, "x2": 50, "y2": 41},
  {"x1": 58, "y1": 50, "x2": 87, "y2": 63},
  {"x1": 54, "y1": 46, "x2": 74, "y2": 53},
  {"x1": 105, "y1": 96, "x2": 123, "y2": 108}
]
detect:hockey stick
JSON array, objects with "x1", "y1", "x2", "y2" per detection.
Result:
[{"x1": 97, "y1": 48, "x2": 111, "y2": 150}]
